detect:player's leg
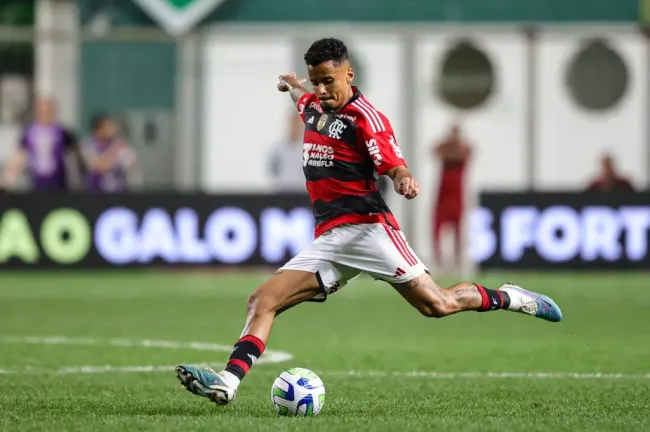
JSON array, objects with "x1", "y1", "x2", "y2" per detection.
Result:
[
  {"x1": 176, "y1": 269, "x2": 321, "y2": 405},
  {"x1": 392, "y1": 274, "x2": 562, "y2": 322},
  {"x1": 354, "y1": 223, "x2": 562, "y2": 321},
  {"x1": 391, "y1": 274, "x2": 498, "y2": 317},
  {"x1": 176, "y1": 230, "x2": 356, "y2": 406}
]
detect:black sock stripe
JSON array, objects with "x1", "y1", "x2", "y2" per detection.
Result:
[
  {"x1": 230, "y1": 341, "x2": 262, "y2": 360},
  {"x1": 225, "y1": 339, "x2": 264, "y2": 380}
]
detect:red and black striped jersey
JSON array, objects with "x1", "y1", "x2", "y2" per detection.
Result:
[{"x1": 297, "y1": 87, "x2": 407, "y2": 238}]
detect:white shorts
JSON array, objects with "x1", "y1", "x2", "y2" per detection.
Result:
[{"x1": 280, "y1": 223, "x2": 429, "y2": 302}]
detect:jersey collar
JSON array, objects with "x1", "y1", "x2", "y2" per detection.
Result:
[{"x1": 340, "y1": 86, "x2": 361, "y2": 111}]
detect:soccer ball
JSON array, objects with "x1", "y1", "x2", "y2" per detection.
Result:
[{"x1": 270, "y1": 367, "x2": 325, "y2": 417}]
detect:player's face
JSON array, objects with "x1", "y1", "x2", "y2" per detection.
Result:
[{"x1": 307, "y1": 60, "x2": 354, "y2": 112}]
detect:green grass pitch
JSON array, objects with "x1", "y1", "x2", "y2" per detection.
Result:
[{"x1": 0, "y1": 270, "x2": 649, "y2": 431}]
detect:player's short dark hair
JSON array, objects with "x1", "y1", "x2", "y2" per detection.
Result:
[{"x1": 304, "y1": 38, "x2": 349, "y2": 67}]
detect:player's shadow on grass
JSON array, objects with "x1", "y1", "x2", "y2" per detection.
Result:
[{"x1": 86, "y1": 400, "x2": 278, "y2": 418}]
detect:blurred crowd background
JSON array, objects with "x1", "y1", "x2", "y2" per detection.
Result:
[{"x1": 0, "y1": 0, "x2": 648, "y2": 274}]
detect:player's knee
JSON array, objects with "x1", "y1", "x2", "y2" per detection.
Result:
[
  {"x1": 418, "y1": 300, "x2": 451, "y2": 318},
  {"x1": 247, "y1": 275, "x2": 288, "y2": 315},
  {"x1": 246, "y1": 288, "x2": 275, "y2": 315},
  {"x1": 246, "y1": 292, "x2": 258, "y2": 314},
  {"x1": 405, "y1": 278, "x2": 455, "y2": 318}
]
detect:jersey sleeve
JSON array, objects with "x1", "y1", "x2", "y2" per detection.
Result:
[
  {"x1": 358, "y1": 115, "x2": 407, "y2": 175},
  {"x1": 296, "y1": 93, "x2": 316, "y2": 122}
]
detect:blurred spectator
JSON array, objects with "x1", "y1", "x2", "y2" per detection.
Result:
[
  {"x1": 432, "y1": 121, "x2": 472, "y2": 270},
  {"x1": 269, "y1": 113, "x2": 306, "y2": 193},
  {"x1": 2, "y1": 97, "x2": 83, "y2": 191},
  {"x1": 83, "y1": 113, "x2": 140, "y2": 192},
  {"x1": 587, "y1": 153, "x2": 634, "y2": 192}
]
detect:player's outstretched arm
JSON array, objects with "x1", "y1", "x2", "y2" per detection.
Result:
[
  {"x1": 386, "y1": 165, "x2": 419, "y2": 200},
  {"x1": 277, "y1": 73, "x2": 310, "y2": 105}
]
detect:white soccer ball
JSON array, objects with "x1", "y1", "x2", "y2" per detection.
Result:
[{"x1": 270, "y1": 367, "x2": 326, "y2": 417}]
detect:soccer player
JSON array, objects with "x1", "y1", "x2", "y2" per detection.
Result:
[{"x1": 176, "y1": 38, "x2": 563, "y2": 406}]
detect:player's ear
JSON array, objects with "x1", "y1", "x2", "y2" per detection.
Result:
[{"x1": 347, "y1": 67, "x2": 354, "y2": 84}]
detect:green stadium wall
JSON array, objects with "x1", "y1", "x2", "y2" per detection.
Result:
[{"x1": 76, "y1": 0, "x2": 638, "y2": 26}]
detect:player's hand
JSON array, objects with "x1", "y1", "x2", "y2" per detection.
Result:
[
  {"x1": 277, "y1": 73, "x2": 307, "y2": 92},
  {"x1": 395, "y1": 176, "x2": 419, "y2": 200}
]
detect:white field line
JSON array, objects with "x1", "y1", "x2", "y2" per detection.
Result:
[
  {"x1": 0, "y1": 335, "x2": 292, "y2": 371},
  {"x1": 2, "y1": 366, "x2": 650, "y2": 380},
  {"x1": 45, "y1": 368, "x2": 650, "y2": 379},
  {"x1": 1, "y1": 336, "x2": 648, "y2": 380},
  {"x1": 327, "y1": 371, "x2": 650, "y2": 380}
]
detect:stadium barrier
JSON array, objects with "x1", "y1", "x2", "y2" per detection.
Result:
[
  {"x1": 0, "y1": 192, "x2": 314, "y2": 268},
  {"x1": 0, "y1": 191, "x2": 648, "y2": 269},
  {"x1": 474, "y1": 192, "x2": 650, "y2": 270}
]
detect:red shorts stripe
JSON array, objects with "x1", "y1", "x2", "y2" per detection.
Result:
[
  {"x1": 393, "y1": 229, "x2": 419, "y2": 266},
  {"x1": 239, "y1": 335, "x2": 265, "y2": 354},
  {"x1": 227, "y1": 358, "x2": 250, "y2": 373},
  {"x1": 382, "y1": 224, "x2": 412, "y2": 265},
  {"x1": 389, "y1": 224, "x2": 418, "y2": 265},
  {"x1": 382, "y1": 223, "x2": 417, "y2": 266}
]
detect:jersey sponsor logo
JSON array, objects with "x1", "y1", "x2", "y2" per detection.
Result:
[
  {"x1": 309, "y1": 101, "x2": 324, "y2": 113},
  {"x1": 335, "y1": 113, "x2": 357, "y2": 123},
  {"x1": 365, "y1": 139, "x2": 383, "y2": 166},
  {"x1": 303, "y1": 143, "x2": 313, "y2": 167},
  {"x1": 328, "y1": 119, "x2": 347, "y2": 140},
  {"x1": 303, "y1": 143, "x2": 335, "y2": 168},
  {"x1": 390, "y1": 135, "x2": 404, "y2": 159}
]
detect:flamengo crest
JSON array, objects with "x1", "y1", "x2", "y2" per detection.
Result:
[{"x1": 132, "y1": 0, "x2": 228, "y2": 36}]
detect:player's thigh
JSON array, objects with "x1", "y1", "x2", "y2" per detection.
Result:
[
  {"x1": 255, "y1": 231, "x2": 361, "y2": 312},
  {"x1": 251, "y1": 269, "x2": 322, "y2": 315},
  {"x1": 337, "y1": 223, "x2": 428, "y2": 285},
  {"x1": 332, "y1": 223, "x2": 453, "y2": 315},
  {"x1": 389, "y1": 273, "x2": 450, "y2": 317}
]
